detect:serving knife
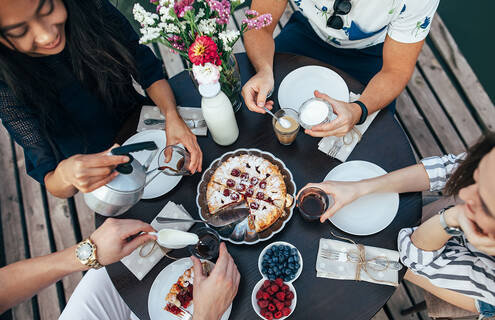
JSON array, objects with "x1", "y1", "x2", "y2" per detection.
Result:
[{"x1": 156, "y1": 204, "x2": 249, "y2": 228}]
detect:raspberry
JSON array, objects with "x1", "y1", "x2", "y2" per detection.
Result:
[
  {"x1": 236, "y1": 183, "x2": 246, "y2": 192},
  {"x1": 246, "y1": 188, "x2": 254, "y2": 197},
  {"x1": 275, "y1": 278, "x2": 284, "y2": 287},
  {"x1": 230, "y1": 193, "x2": 240, "y2": 201},
  {"x1": 250, "y1": 177, "x2": 259, "y2": 185},
  {"x1": 263, "y1": 280, "x2": 271, "y2": 288},
  {"x1": 257, "y1": 192, "x2": 265, "y2": 200},
  {"x1": 264, "y1": 312, "x2": 273, "y2": 320},
  {"x1": 268, "y1": 303, "x2": 276, "y2": 312},
  {"x1": 256, "y1": 290, "x2": 264, "y2": 300},
  {"x1": 223, "y1": 189, "x2": 230, "y2": 197},
  {"x1": 274, "y1": 311, "x2": 283, "y2": 319},
  {"x1": 262, "y1": 292, "x2": 270, "y2": 300},
  {"x1": 282, "y1": 307, "x2": 291, "y2": 316},
  {"x1": 276, "y1": 292, "x2": 285, "y2": 301},
  {"x1": 259, "y1": 181, "x2": 267, "y2": 189},
  {"x1": 231, "y1": 169, "x2": 240, "y2": 177},
  {"x1": 258, "y1": 300, "x2": 269, "y2": 308},
  {"x1": 266, "y1": 288, "x2": 273, "y2": 296},
  {"x1": 284, "y1": 300, "x2": 291, "y2": 307},
  {"x1": 286, "y1": 291, "x2": 294, "y2": 300},
  {"x1": 241, "y1": 172, "x2": 249, "y2": 180},
  {"x1": 250, "y1": 202, "x2": 259, "y2": 210},
  {"x1": 226, "y1": 179, "x2": 235, "y2": 188},
  {"x1": 276, "y1": 302, "x2": 284, "y2": 311},
  {"x1": 270, "y1": 284, "x2": 279, "y2": 293},
  {"x1": 272, "y1": 299, "x2": 280, "y2": 305},
  {"x1": 282, "y1": 284, "x2": 289, "y2": 292}
]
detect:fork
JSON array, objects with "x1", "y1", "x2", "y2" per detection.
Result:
[
  {"x1": 320, "y1": 249, "x2": 403, "y2": 271},
  {"x1": 328, "y1": 138, "x2": 344, "y2": 158},
  {"x1": 174, "y1": 306, "x2": 193, "y2": 320}
]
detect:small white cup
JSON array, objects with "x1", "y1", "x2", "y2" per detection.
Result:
[{"x1": 298, "y1": 97, "x2": 337, "y2": 130}]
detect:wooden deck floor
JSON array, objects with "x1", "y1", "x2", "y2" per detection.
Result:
[{"x1": 1, "y1": 2, "x2": 493, "y2": 320}]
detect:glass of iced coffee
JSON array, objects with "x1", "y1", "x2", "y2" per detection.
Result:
[{"x1": 272, "y1": 108, "x2": 300, "y2": 145}]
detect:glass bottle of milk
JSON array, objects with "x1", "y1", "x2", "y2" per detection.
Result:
[{"x1": 199, "y1": 82, "x2": 239, "y2": 146}]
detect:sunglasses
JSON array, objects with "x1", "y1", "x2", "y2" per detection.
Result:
[{"x1": 326, "y1": 0, "x2": 352, "y2": 30}]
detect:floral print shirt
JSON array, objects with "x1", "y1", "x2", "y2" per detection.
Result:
[{"x1": 293, "y1": 0, "x2": 440, "y2": 49}]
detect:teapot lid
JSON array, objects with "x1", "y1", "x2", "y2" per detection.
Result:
[{"x1": 106, "y1": 158, "x2": 146, "y2": 193}]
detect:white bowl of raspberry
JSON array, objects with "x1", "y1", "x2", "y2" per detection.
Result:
[{"x1": 252, "y1": 278, "x2": 297, "y2": 320}]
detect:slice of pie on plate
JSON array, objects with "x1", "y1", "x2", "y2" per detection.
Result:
[
  {"x1": 247, "y1": 198, "x2": 283, "y2": 233},
  {"x1": 206, "y1": 182, "x2": 243, "y2": 214},
  {"x1": 165, "y1": 262, "x2": 212, "y2": 315}
]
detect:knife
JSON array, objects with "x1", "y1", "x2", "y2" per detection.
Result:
[{"x1": 156, "y1": 204, "x2": 249, "y2": 228}]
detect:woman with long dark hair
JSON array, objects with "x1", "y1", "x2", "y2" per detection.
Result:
[
  {"x1": 0, "y1": 0, "x2": 202, "y2": 198},
  {"x1": 299, "y1": 132, "x2": 495, "y2": 317}
]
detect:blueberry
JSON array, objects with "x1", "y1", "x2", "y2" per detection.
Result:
[
  {"x1": 284, "y1": 269, "x2": 291, "y2": 275},
  {"x1": 294, "y1": 255, "x2": 299, "y2": 262},
  {"x1": 288, "y1": 263, "x2": 295, "y2": 269},
  {"x1": 283, "y1": 262, "x2": 288, "y2": 268},
  {"x1": 290, "y1": 274, "x2": 296, "y2": 280},
  {"x1": 283, "y1": 276, "x2": 290, "y2": 282},
  {"x1": 288, "y1": 256, "x2": 294, "y2": 263},
  {"x1": 276, "y1": 270, "x2": 281, "y2": 276},
  {"x1": 272, "y1": 257, "x2": 278, "y2": 263},
  {"x1": 268, "y1": 268, "x2": 273, "y2": 275},
  {"x1": 266, "y1": 248, "x2": 272, "y2": 255},
  {"x1": 269, "y1": 275, "x2": 276, "y2": 280},
  {"x1": 291, "y1": 248, "x2": 297, "y2": 255},
  {"x1": 295, "y1": 263, "x2": 300, "y2": 269},
  {"x1": 284, "y1": 252, "x2": 289, "y2": 258},
  {"x1": 273, "y1": 266, "x2": 279, "y2": 273},
  {"x1": 262, "y1": 268, "x2": 267, "y2": 274}
]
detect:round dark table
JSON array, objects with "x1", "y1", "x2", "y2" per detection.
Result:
[{"x1": 96, "y1": 53, "x2": 422, "y2": 320}]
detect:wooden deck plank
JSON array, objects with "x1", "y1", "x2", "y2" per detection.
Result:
[
  {"x1": 417, "y1": 44, "x2": 482, "y2": 146},
  {"x1": 403, "y1": 280, "x2": 433, "y2": 320},
  {"x1": 0, "y1": 127, "x2": 34, "y2": 319},
  {"x1": 396, "y1": 91, "x2": 443, "y2": 157},
  {"x1": 157, "y1": 43, "x2": 186, "y2": 78},
  {"x1": 429, "y1": 16, "x2": 495, "y2": 131},
  {"x1": 14, "y1": 144, "x2": 61, "y2": 319},
  {"x1": 73, "y1": 193, "x2": 95, "y2": 240},
  {"x1": 407, "y1": 67, "x2": 466, "y2": 154},
  {"x1": 386, "y1": 285, "x2": 421, "y2": 320},
  {"x1": 228, "y1": 16, "x2": 246, "y2": 54},
  {"x1": 46, "y1": 194, "x2": 83, "y2": 302}
]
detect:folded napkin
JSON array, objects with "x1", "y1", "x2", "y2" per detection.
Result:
[
  {"x1": 318, "y1": 92, "x2": 380, "y2": 162},
  {"x1": 137, "y1": 105, "x2": 207, "y2": 136},
  {"x1": 316, "y1": 237, "x2": 399, "y2": 287},
  {"x1": 121, "y1": 201, "x2": 194, "y2": 280}
]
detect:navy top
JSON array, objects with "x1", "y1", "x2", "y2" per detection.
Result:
[{"x1": 0, "y1": 0, "x2": 164, "y2": 184}]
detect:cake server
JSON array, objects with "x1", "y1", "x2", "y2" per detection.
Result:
[{"x1": 156, "y1": 204, "x2": 249, "y2": 228}]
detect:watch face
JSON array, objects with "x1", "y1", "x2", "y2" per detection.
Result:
[
  {"x1": 77, "y1": 243, "x2": 93, "y2": 261},
  {"x1": 447, "y1": 227, "x2": 463, "y2": 237}
]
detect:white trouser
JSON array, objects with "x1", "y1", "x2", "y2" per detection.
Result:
[{"x1": 59, "y1": 267, "x2": 139, "y2": 320}]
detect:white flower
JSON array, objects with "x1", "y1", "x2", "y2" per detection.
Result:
[
  {"x1": 159, "y1": 5, "x2": 175, "y2": 22},
  {"x1": 139, "y1": 26, "x2": 161, "y2": 44},
  {"x1": 198, "y1": 18, "x2": 217, "y2": 35},
  {"x1": 159, "y1": 22, "x2": 180, "y2": 34},
  {"x1": 133, "y1": 3, "x2": 158, "y2": 27},
  {"x1": 192, "y1": 63, "x2": 221, "y2": 85},
  {"x1": 196, "y1": 8, "x2": 205, "y2": 21},
  {"x1": 218, "y1": 29, "x2": 240, "y2": 51}
]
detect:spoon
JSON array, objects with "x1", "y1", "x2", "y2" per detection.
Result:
[
  {"x1": 148, "y1": 229, "x2": 199, "y2": 249},
  {"x1": 263, "y1": 106, "x2": 291, "y2": 129}
]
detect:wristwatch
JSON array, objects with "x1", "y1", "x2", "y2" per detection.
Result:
[
  {"x1": 438, "y1": 207, "x2": 463, "y2": 237},
  {"x1": 75, "y1": 238, "x2": 102, "y2": 269},
  {"x1": 354, "y1": 100, "x2": 368, "y2": 125}
]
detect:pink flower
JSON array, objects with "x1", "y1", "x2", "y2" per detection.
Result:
[
  {"x1": 168, "y1": 35, "x2": 186, "y2": 51},
  {"x1": 206, "y1": 0, "x2": 230, "y2": 25},
  {"x1": 245, "y1": 9, "x2": 258, "y2": 18},
  {"x1": 242, "y1": 13, "x2": 272, "y2": 30},
  {"x1": 174, "y1": 0, "x2": 194, "y2": 18}
]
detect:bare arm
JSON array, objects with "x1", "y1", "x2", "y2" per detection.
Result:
[
  {"x1": 0, "y1": 219, "x2": 155, "y2": 314},
  {"x1": 242, "y1": 0, "x2": 287, "y2": 112},
  {"x1": 146, "y1": 79, "x2": 203, "y2": 173},
  {"x1": 307, "y1": 36, "x2": 424, "y2": 137},
  {"x1": 300, "y1": 163, "x2": 431, "y2": 222}
]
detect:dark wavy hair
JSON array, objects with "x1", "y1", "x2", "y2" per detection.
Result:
[
  {"x1": 445, "y1": 132, "x2": 495, "y2": 196},
  {"x1": 0, "y1": 0, "x2": 138, "y2": 128}
]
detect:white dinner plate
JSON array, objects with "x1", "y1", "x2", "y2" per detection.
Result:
[
  {"x1": 324, "y1": 161, "x2": 399, "y2": 236},
  {"x1": 148, "y1": 258, "x2": 232, "y2": 320},
  {"x1": 277, "y1": 65, "x2": 349, "y2": 111},
  {"x1": 123, "y1": 130, "x2": 181, "y2": 199}
]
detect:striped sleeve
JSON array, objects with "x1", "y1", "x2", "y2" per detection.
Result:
[
  {"x1": 398, "y1": 228, "x2": 495, "y2": 305},
  {"x1": 420, "y1": 153, "x2": 466, "y2": 192}
]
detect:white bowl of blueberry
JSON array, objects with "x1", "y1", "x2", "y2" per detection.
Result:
[{"x1": 258, "y1": 242, "x2": 303, "y2": 283}]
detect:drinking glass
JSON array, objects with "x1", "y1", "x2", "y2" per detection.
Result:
[
  {"x1": 188, "y1": 227, "x2": 221, "y2": 260},
  {"x1": 158, "y1": 145, "x2": 191, "y2": 176},
  {"x1": 296, "y1": 187, "x2": 332, "y2": 221},
  {"x1": 272, "y1": 108, "x2": 300, "y2": 145},
  {"x1": 298, "y1": 97, "x2": 337, "y2": 130}
]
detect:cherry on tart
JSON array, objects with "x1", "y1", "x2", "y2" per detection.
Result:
[
  {"x1": 226, "y1": 179, "x2": 235, "y2": 188},
  {"x1": 231, "y1": 168, "x2": 241, "y2": 177}
]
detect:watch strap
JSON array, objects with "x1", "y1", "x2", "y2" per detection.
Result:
[
  {"x1": 354, "y1": 100, "x2": 368, "y2": 125},
  {"x1": 77, "y1": 238, "x2": 103, "y2": 269},
  {"x1": 438, "y1": 206, "x2": 463, "y2": 236}
]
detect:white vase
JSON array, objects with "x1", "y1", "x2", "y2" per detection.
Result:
[{"x1": 199, "y1": 82, "x2": 239, "y2": 146}]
